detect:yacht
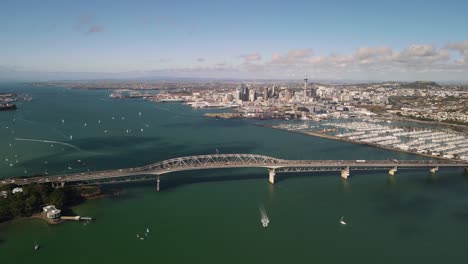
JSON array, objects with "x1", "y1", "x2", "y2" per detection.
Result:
[
  {"x1": 34, "y1": 241, "x2": 39, "y2": 251},
  {"x1": 339, "y1": 216, "x2": 347, "y2": 226}
]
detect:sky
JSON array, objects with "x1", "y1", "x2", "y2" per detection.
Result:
[{"x1": 1, "y1": 0, "x2": 468, "y2": 81}]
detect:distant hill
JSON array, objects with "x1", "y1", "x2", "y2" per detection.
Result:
[{"x1": 400, "y1": 81, "x2": 441, "y2": 89}]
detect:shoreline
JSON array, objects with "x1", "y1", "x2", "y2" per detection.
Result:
[{"x1": 0, "y1": 186, "x2": 115, "y2": 226}]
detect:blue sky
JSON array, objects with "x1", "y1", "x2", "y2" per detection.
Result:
[{"x1": 1, "y1": 0, "x2": 468, "y2": 81}]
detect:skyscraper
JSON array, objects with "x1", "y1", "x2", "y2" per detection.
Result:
[
  {"x1": 263, "y1": 87, "x2": 269, "y2": 101},
  {"x1": 304, "y1": 74, "x2": 308, "y2": 103}
]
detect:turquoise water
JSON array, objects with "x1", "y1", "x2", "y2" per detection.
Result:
[{"x1": 0, "y1": 83, "x2": 467, "y2": 263}]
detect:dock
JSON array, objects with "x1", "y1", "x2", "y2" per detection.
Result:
[{"x1": 60, "y1": 216, "x2": 93, "y2": 221}]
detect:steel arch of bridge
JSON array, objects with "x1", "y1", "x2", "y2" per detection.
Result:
[{"x1": 140, "y1": 154, "x2": 285, "y2": 172}]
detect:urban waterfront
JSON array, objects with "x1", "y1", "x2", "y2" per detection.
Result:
[{"x1": 1, "y1": 83, "x2": 468, "y2": 263}]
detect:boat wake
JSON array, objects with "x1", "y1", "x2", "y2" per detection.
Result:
[
  {"x1": 14, "y1": 138, "x2": 81, "y2": 151},
  {"x1": 259, "y1": 204, "x2": 270, "y2": 228}
]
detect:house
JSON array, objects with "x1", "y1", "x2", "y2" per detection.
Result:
[
  {"x1": 43, "y1": 205, "x2": 61, "y2": 220},
  {"x1": 12, "y1": 187, "x2": 23, "y2": 194}
]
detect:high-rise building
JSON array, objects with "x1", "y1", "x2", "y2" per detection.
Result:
[
  {"x1": 304, "y1": 74, "x2": 308, "y2": 103},
  {"x1": 249, "y1": 89, "x2": 256, "y2": 102},
  {"x1": 238, "y1": 83, "x2": 250, "y2": 101},
  {"x1": 263, "y1": 87, "x2": 269, "y2": 101},
  {"x1": 234, "y1": 89, "x2": 241, "y2": 101}
]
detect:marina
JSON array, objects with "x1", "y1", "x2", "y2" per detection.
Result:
[{"x1": 272, "y1": 120, "x2": 468, "y2": 162}]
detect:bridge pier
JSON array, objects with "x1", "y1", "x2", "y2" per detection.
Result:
[
  {"x1": 268, "y1": 169, "x2": 276, "y2": 184},
  {"x1": 389, "y1": 166, "x2": 398, "y2": 176},
  {"x1": 156, "y1": 176, "x2": 160, "y2": 192},
  {"x1": 341, "y1": 166, "x2": 350, "y2": 180},
  {"x1": 51, "y1": 182, "x2": 65, "y2": 188},
  {"x1": 430, "y1": 166, "x2": 439, "y2": 174}
]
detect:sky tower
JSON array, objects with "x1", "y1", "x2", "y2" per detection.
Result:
[{"x1": 304, "y1": 73, "x2": 308, "y2": 103}]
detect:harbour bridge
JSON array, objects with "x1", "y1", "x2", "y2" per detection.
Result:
[{"x1": 1, "y1": 154, "x2": 467, "y2": 191}]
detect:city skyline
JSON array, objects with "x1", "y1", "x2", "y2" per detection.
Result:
[{"x1": 1, "y1": 0, "x2": 468, "y2": 81}]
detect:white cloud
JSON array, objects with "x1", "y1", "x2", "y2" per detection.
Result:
[
  {"x1": 240, "y1": 53, "x2": 262, "y2": 62},
  {"x1": 270, "y1": 49, "x2": 313, "y2": 64}
]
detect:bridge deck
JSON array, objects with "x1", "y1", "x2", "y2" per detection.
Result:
[{"x1": 1, "y1": 154, "x2": 467, "y2": 186}]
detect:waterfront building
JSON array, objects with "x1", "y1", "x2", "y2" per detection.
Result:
[{"x1": 43, "y1": 205, "x2": 61, "y2": 220}]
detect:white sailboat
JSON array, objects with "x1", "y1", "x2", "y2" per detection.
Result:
[
  {"x1": 34, "y1": 241, "x2": 39, "y2": 250},
  {"x1": 339, "y1": 216, "x2": 347, "y2": 226},
  {"x1": 146, "y1": 228, "x2": 150, "y2": 233}
]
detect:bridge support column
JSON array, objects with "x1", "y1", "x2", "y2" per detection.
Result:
[
  {"x1": 430, "y1": 166, "x2": 439, "y2": 174},
  {"x1": 341, "y1": 166, "x2": 350, "y2": 180},
  {"x1": 268, "y1": 169, "x2": 276, "y2": 185},
  {"x1": 51, "y1": 182, "x2": 65, "y2": 188},
  {"x1": 156, "y1": 176, "x2": 160, "y2": 192},
  {"x1": 389, "y1": 166, "x2": 398, "y2": 176}
]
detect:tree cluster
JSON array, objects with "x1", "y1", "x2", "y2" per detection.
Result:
[{"x1": 0, "y1": 184, "x2": 83, "y2": 223}]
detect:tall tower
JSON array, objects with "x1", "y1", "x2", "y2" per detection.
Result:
[{"x1": 304, "y1": 74, "x2": 308, "y2": 103}]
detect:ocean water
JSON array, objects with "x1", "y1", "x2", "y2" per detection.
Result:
[{"x1": 0, "y1": 83, "x2": 467, "y2": 263}]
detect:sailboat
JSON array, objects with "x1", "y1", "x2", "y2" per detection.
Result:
[
  {"x1": 146, "y1": 228, "x2": 150, "y2": 233},
  {"x1": 34, "y1": 241, "x2": 39, "y2": 250},
  {"x1": 339, "y1": 216, "x2": 347, "y2": 226}
]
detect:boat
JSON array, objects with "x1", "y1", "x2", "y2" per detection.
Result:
[
  {"x1": 146, "y1": 228, "x2": 149, "y2": 233},
  {"x1": 261, "y1": 216, "x2": 269, "y2": 227},
  {"x1": 339, "y1": 216, "x2": 347, "y2": 226},
  {"x1": 259, "y1": 205, "x2": 269, "y2": 227},
  {"x1": 34, "y1": 241, "x2": 39, "y2": 251}
]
